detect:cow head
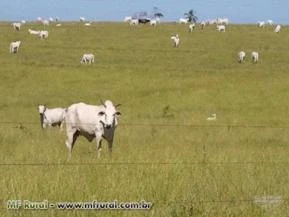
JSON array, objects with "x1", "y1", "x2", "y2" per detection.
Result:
[
  {"x1": 100, "y1": 100, "x2": 121, "y2": 129},
  {"x1": 38, "y1": 104, "x2": 46, "y2": 114}
]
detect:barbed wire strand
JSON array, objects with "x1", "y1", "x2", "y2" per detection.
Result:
[{"x1": 1, "y1": 121, "x2": 289, "y2": 129}]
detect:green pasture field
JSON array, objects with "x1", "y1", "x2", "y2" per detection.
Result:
[{"x1": 1, "y1": 22, "x2": 289, "y2": 216}]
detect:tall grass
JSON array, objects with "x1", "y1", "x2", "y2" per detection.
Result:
[{"x1": 0, "y1": 22, "x2": 289, "y2": 216}]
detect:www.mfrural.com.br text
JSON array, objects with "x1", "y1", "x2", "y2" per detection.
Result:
[{"x1": 6, "y1": 199, "x2": 153, "y2": 210}]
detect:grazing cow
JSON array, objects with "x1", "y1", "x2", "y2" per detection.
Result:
[
  {"x1": 217, "y1": 25, "x2": 226, "y2": 32},
  {"x1": 238, "y1": 51, "x2": 246, "y2": 63},
  {"x1": 251, "y1": 51, "x2": 259, "y2": 63},
  {"x1": 10, "y1": 41, "x2": 21, "y2": 53},
  {"x1": 189, "y1": 23, "x2": 195, "y2": 32},
  {"x1": 12, "y1": 22, "x2": 21, "y2": 31},
  {"x1": 28, "y1": 29, "x2": 40, "y2": 36},
  {"x1": 274, "y1": 25, "x2": 281, "y2": 33},
  {"x1": 65, "y1": 100, "x2": 121, "y2": 158},
  {"x1": 38, "y1": 105, "x2": 66, "y2": 130},
  {"x1": 171, "y1": 34, "x2": 180, "y2": 47},
  {"x1": 81, "y1": 54, "x2": 95, "y2": 64}
]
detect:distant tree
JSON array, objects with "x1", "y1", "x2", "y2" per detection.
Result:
[
  {"x1": 184, "y1": 9, "x2": 198, "y2": 23},
  {"x1": 152, "y1": 6, "x2": 164, "y2": 19}
]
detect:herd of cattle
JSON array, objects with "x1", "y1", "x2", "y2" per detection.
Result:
[
  {"x1": 38, "y1": 101, "x2": 121, "y2": 159},
  {"x1": 7, "y1": 16, "x2": 283, "y2": 157}
]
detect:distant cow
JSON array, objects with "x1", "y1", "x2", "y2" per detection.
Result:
[
  {"x1": 81, "y1": 54, "x2": 95, "y2": 64},
  {"x1": 238, "y1": 51, "x2": 246, "y2": 63},
  {"x1": 251, "y1": 51, "x2": 259, "y2": 63},
  {"x1": 12, "y1": 22, "x2": 21, "y2": 31},
  {"x1": 10, "y1": 41, "x2": 21, "y2": 53},
  {"x1": 65, "y1": 100, "x2": 121, "y2": 158},
  {"x1": 274, "y1": 25, "x2": 281, "y2": 33},
  {"x1": 217, "y1": 25, "x2": 226, "y2": 32},
  {"x1": 138, "y1": 18, "x2": 150, "y2": 24},
  {"x1": 38, "y1": 105, "x2": 66, "y2": 130},
  {"x1": 171, "y1": 34, "x2": 180, "y2": 47}
]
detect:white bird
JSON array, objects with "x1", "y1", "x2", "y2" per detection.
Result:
[{"x1": 207, "y1": 113, "x2": 217, "y2": 121}]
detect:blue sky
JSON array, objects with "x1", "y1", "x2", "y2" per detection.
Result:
[{"x1": 1, "y1": 0, "x2": 288, "y2": 24}]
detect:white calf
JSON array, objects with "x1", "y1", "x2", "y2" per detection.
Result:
[
  {"x1": 238, "y1": 51, "x2": 246, "y2": 63},
  {"x1": 38, "y1": 105, "x2": 66, "y2": 130},
  {"x1": 81, "y1": 54, "x2": 95, "y2": 64},
  {"x1": 251, "y1": 52, "x2": 259, "y2": 63},
  {"x1": 10, "y1": 41, "x2": 21, "y2": 53}
]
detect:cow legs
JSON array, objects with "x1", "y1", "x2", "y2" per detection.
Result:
[
  {"x1": 65, "y1": 129, "x2": 79, "y2": 159},
  {"x1": 59, "y1": 121, "x2": 64, "y2": 132},
  {"x1": 95, "y1": 132, "x2": 103, "y2": 159},
  {"x1": 96, "y1": 139, "x2": 102, "y2": 159}
]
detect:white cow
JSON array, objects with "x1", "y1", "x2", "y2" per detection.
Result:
[
  {"x1": 80, "y1": 17, "x2": 85, "y2": 22},
  {"x1": 38, "y1": 105, "x2": 66, "y2": 130},
  {"x1": 200, "y1": 21, "x2": 206, "y2": 29},
  {"x1": 189, "y1": 23, "x2": 195, "y2": 32},
  {"x1": 274, "y1": 25, "x2": 281, "y2": 33},
  {"x1": 84, "y1": 22, "x2": 92, "y2": 26},
  {"x1": 42, "y1": 19, "x2": 50, "y2": 26},
  {"x1": 171, "y1": 34, "x2": 180, "y2": 47},
  {"x1": 28, "y1": 29, "x2": 40, "y2": 35},
  {"x1": 179, "y1": 18, "x2": 189, "y2": 24},
  {"x1": 150, "y1": 19, "x2": 157, "y2": 26},
  {"x1": 217, "y1": 18, "x2": 229, "y2": 25},
  {"x1": 238, "y1": 51, "x2": 246, "y2": 63},
  {"x1": 39, "y1": 30, "x2": 49, "y2": 39},
  {"x1": 123, "y1": 16, "x2": 132, "y2": 22},
  {"x1": 258, "y1": 21, "x2": 265, "y2": 27},
  {"x1": 81, "y1": 54, "x2": 95, "y2": 64},
  {"x1": 129, "y1": 19, "x2": 139, "y2": 25},
  {"x1": 10, "y1": 41, "x2": 21, "y2": 53},
  {"x1": 267, "y1": 20, "x2": 273, "y2": 25},
  {"x1": 217, "y1": 25, "x2": 226, "y2": 32},
  {"x1": 12, "y1": 22, "x2": 21, "y2": 31},
  {"x1": 65, "y1": 100, "x2": 121, "y2": 158},
  {"x1": 251, "y1": 51, "x2": 259, "y2": 63}
]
